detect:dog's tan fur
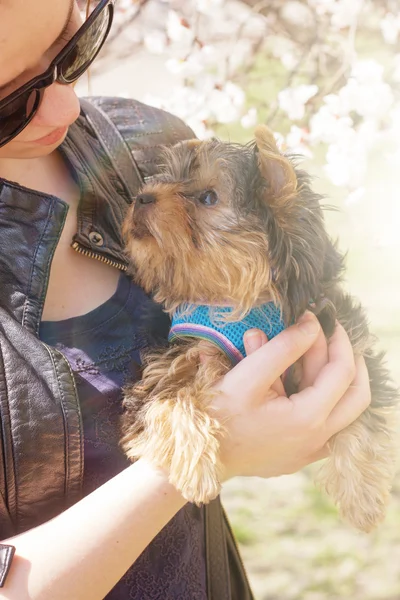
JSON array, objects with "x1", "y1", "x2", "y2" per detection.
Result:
[{"x1": 121, "y1": 125, "x2": 399, "y2": 532}]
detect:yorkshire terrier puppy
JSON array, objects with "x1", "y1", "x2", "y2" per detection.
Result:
[{"x1": 121, "y1": 125, "x2": 398, "y2": 532}]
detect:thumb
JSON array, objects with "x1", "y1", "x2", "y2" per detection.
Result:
[
  {"x1": 244, "y1": 329, "x2": 286, "y2": 396},
  {"x1": 225, "y1": 311, "x2": 320, "y2": 397}
]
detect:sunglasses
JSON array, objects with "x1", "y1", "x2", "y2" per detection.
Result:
[{"x1": 0, "y1": 0, "x2": 114, "y2": 149}]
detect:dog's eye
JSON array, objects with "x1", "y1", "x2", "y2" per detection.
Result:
[{"x1": 198, "y1": 190, "x2": 218, "y2": 206}]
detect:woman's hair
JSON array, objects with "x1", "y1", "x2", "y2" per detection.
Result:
[{"x1": 86, "y1": 0, "x2": 91, "y2": 19}]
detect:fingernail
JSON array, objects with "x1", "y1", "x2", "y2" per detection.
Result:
[
  {"x1": 244, "y1": 330, "x2": 263, "y2": 352},
  {"x1": 298, "y1": 311, "x2": 320, "y2": 335}
]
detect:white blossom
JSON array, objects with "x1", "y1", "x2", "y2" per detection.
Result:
[
  {"x1": 345, "y1": 187, "x2": 365, "y2": 205},
  {"x1": 324, "y1": 136, "x2": 367, "y2": 188},
  {"x1": 279, "y1": 2, "x2": 315, "y2": 28},
  {"x1": 270, "y1": 36, "x2": 297, "y2": 69},
  {"x1": 308, "y1": 0, "x2": 339, "y2": 16},
  {"x1": 351, "y1": 59, "x2": 385, "y2": 84},
  {"x1": 112, "y1": 0, "x2": 139, "y2": 22},
  {"x1": 207, "y1": 82, "x2": 246, "y2": 123},
  {"x1": 166, "y1": 56, "x2": 204, "y2": 77},
  {"x1": 107, "y1": 0, "x2": 400, "y2": 193},
  {"x1": 143, "y1": 31, "x2": 168, "y2": 55},
  {"x1": 392, "y1": 54, "x2": 400, "y2": 82},
  {"x1": 338, "y1": 77, "x2": 393, "y2": 119},
  {"x1": 389, "y1": 106, "x2": 400, "y2": 138},
  {"x1": 280, "y1": 52, "x2": 298, "y2": 70},
  {"x1": 240, "y1": 107, "x2": 258, "y2": 129},
  {"x1": 278, "y1": 85, "x2": 318, "y2": 120},
  {"x1": 309, "y1": 104, "x2": 353, "y2": 144},
  {"x1": 309, "y1": 0, "x2": 363, "y2": 29},
  {"x1": 115, "y1": 0, "x2": 137, "y2": 12},
  {"x1": 380, "y1": 13, "x2": 400, "y2": 45},
  {"x1": 329, "y1": 0, "x2": 363, "y2": 30},
  {"x1": 285, "y1": 125, "x2": 313, "y2": 158},
  {"x1": 195, "y1": 0, "x2": 224, "y2": 16},
  {"x1": 166, "y1": 10, "x2": 195, "y2": 46},
  {"x1": 228, "y1": 39, "x2": 253, "y2": 71}
]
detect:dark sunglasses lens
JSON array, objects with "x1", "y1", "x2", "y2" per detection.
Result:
[
  {"x1": 60, "y1": 6, "x2": 111, "y2": 83},
  {"x1": 0, "y1": 90, "x2": 39, "y2": 146}
]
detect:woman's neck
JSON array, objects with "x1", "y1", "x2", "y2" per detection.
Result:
[{"x1": 0, "y1": 150, "x2": 80, "y2": 207}]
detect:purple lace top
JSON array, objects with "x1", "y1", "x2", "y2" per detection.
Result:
[{"x1": 39, "y1": 273, "x2": 207, "y2": 599}]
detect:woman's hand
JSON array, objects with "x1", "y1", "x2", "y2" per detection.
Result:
[{"x1": 213, "y1": 311, "x2": 371, "y2": 481}]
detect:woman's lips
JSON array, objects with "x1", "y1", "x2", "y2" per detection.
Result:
[{"x1": 31, "y1": 126, "x2": 69, "y2": 146}]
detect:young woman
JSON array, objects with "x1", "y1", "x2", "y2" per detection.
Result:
[{"x1": 0, "y1": 1, "x2": 371, "y2": 598}]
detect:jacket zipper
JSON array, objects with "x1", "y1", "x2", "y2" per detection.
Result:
[
  {"x1": 72, "y1": 241, "x2": 128, "y2": 271},
  {"x1": 222, "y1": 505, "x2": 254, "y2": 597}
]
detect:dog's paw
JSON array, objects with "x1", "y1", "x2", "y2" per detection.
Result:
[
  {"x1": 340, "y1": 491, "x2": 387, "y2": 533},
  {"x1": 316, "y1": 460, "x2": 389, "y2": 532},
  {"x1": 316, "y1": 419, "x2": 395, "y2": 532},
  {"x1": 169, "y1": 453, "x2": 222, "y2": 505}
]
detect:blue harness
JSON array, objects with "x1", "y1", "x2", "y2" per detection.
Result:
[{"x1": 168, "y1": 303, "x2": 286, "y2": 365}]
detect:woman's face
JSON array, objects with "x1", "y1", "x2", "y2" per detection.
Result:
[{"x1": 0, "y1": 0, "x2": 83, "y2": 160}]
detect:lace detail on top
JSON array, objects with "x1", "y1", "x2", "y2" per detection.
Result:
[{"x1": 39, "y1": 274, "x2": 207, "y2": 600}]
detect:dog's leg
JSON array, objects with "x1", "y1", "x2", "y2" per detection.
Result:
[
  {"x1": 311, "y1": 287, "x2": 399, "y2": 531},
  {"x1": 315, "y1": 339, "x2": 399, "y2": 532},
  {"x1": 121, "y1": 340, "x2": 231, "y2": 504},
  {"x1": 316, "y1": 407, "x2": 397, "y2": 531}
]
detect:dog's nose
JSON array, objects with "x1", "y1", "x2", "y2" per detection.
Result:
[{"x1": 136, "y1": 193, "x2": 157, "y2": 205}]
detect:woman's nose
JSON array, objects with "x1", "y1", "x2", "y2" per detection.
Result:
[{"x1": 33, "y1": 83, "x2": 81, "y2": 129}]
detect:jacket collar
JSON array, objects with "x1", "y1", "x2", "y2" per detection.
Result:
[{"x1": 0, "y1": 109, "x2": 132, "y2": 332}]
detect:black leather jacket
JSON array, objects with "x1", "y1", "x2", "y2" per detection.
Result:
[{"x1": 0, "y1": 97, "x2": 253, "y2": 599}]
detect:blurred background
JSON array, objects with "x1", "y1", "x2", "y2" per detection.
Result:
[{"x1": 78, "y1": 1, "x2": 400, "y2": 597}]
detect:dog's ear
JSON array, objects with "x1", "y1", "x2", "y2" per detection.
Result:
[
  {"x1": 253, "y1": 127, "x2": 331, "y2": 323},
  {"x1": 254, "y1": 125, "x2": 297, "y2": 196},
  {"x1": 254, "y1": 125, "x2": 298, "y2": 214},
  {"x1": 175, "y1": 139, "x2": 203, "y2": 150},
  {"x1": 158, "y1": 138, "x2": 204, "y2": 180}
]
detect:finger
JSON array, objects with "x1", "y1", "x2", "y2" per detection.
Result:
[
  {"x1": 290, "y1": 321, "x2": 356, "y2": 417},
  {"x1": 325, "y1": 355, "x2": 371, "y2": 436},
  {"x1": 226, "y1": 311, "x2": 321, "y2": 397},
  {"x1": 304, "y1": 445, "x2": 330, "y2": 465},
  {"x1": 244, "y1": 330, "x2": 285, "y2": 395},
  {"x1": 243, "y1": 329, "x2": 268, "y2": 355},
  {"x1": 273, "y1": 376, "x2": 286, "y2": 397},
  {"x1": 298, "y1": 325, "x2": 329, "y2": 391},
  {"x1": 311, "y1": 446, "x2": 330, "y2": 461}
]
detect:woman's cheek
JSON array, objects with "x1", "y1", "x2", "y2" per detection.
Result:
[{"x1": 32, "y1": 83, "x2": 81, "y2": 129}]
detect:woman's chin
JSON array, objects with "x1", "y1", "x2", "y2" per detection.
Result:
[
  {"x1": 31, "y1": 126, "x2": 69, "y2": 147},
  {"x1": 0, "y1": 128, "x2": 69, "y2": 159}
]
